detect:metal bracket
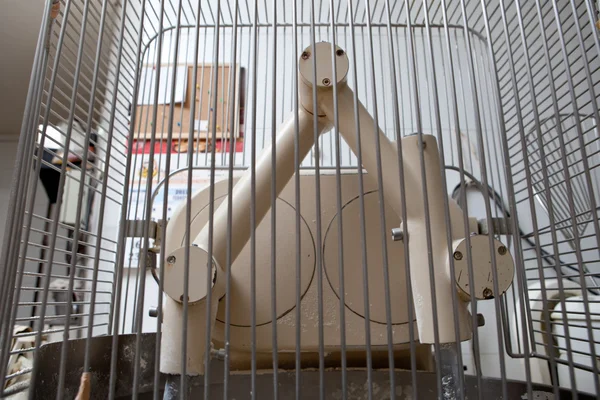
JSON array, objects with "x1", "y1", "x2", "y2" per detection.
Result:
[
  {"x1": 125, "y1": 219, "x2": 164, "y2": 251},
  {"x1": 125, "y1": 219, "x2": 158, "y2": 239},
  {"x1": 478, "y1": 218, "x2": 512, "y2": 235}
]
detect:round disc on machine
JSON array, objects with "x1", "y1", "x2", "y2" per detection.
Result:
[
  {"x1": 323, "y1": 191, "x2": 410, "y2": 325},
  {"x1": 186, "y1": 192, "x2": 316, "y2": 327},
  {"x1": 298, "y1": 41, "x2": 349, "y2": 89}
]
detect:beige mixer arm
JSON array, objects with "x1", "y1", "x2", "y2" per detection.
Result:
[
  {"x1": 318, "y1": 85, "x2": 472, "y2": 343},
  {"x1": 193, "y1": 106, "x2": 329, "y2": 273},
  {"x1": 189, "y1": 66, "x2": 472, "y2": 345},
  {"x1": 160, "y1": 107, "x2": 329, "y2": 376}
]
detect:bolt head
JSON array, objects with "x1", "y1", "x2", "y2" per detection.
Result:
[
  {"x1": 167, "y1": 255, "x2": 176, "y2": 264},
  {"x1": 498, "y1": 245, "x2": 507, "y2": 255},
  {"x1": 391, "y1": 228, "x2": 404, "y2": 241},
  {"x1": 322, "y1": 78, "x2": 331, "y2": 86},
  {"x1": 301, "y1": 51, "x2": 310, "y2": 60},
  {"x1": 482, "y1": 287, "x2": 494, "y2": 299},
  {"x1": 453, "y1": 251, "x2": 463, "y2": 261}
]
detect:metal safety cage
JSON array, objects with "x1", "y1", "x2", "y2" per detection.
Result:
[{"x1": 1, "y1": 0, "x2": 600, "y2": 399}]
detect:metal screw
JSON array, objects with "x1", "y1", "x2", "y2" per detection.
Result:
[
  {"x1": 498, "y1": 245, "x2": 507, "y2": 255},
  {"x1": 322, "y1": 78, "x2": 331, "y2": 86},
  {"x1": 391, "y1": 227, "x2": 404, "y2": 241},
  {"x1": 149, "y1": 307, "x2": 158, "y2": 318},
  {"x1": 336, "y1": 49, "x2": 345, "y2": 56},
  {"x1": 301, "y1": 51, "x2": 310, "y2": 60},
  {"x1": 167, "y1": 255, "x2": 176, "y2": 264},
  {"x1": 453, "y1": 251, "x2": 463, "y2": 261},
  {"x1": 482, "y1": 288, "x2": 493, "y2": 299}
]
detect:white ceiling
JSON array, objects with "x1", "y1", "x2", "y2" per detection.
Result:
[{"x1": 0, "y1": 0, "x2": 45, "y2": 137}]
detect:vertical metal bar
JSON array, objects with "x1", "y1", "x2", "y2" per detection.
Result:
[
  {"x1": 124, "y1": 35, "x2": 157, "y2": 334},
  {"x1": 421, "y1": 33, "x2": 435, "y2": 140},
  {"x1": 203, "y1": 0, "x2": 222, "y2": 397},
  {"x1": 377, "y1": 35, "x2": 389, "y2": 166},
  {"x1": 153, "y1": 0, "x2": 184, "y2": 398},
  {"x1": 122, "y1": 42, "x2": 154, "y2": 335},
  {"x1": 191, "y1": 26, "x2": 207, "y2": 164},
  {"x1": 441, "y1": 3, "x2": 482, "y2": 393},
  {"x1": 280, "y1": 25, "x2": 288, "y2": 125},
  {"x1": 219, "y1": 34, "x2": 228, "y2": 165},
  {"x1": 402, "y1": 0, "x2": 443, "y2": 397},
  {"x1": 382, "y1": 2, "x2": 418, "y2": 397},
  {"x1": 452, "y1": 29, "x2": 475, "y2": 175},
  {"x1": 422, "y1": 1, "x2": 466, "y2": 398},
  {"x1": 308, "y1": 0, "x2": 326, "y2": 398},
  {"x1": 223, "y1": 2, "x2": 239, "y2": 398},
  {"x1": 345, "y1": 1, "x2": 373, "y2": 398},
  {"x1": 270, "y1": 0, "x2": 279, "y2": 397},
  {"x1": 458, "y1": 1, "x2": 511, "y2": 397},
  {"x1": 326, "y1": 3, "x2": 348, "y2": 399},
  {"x1": 260, "y1": 27, "x2": 271, "y2": 153},
  {"x1": 329, "y1": 0, "x2": 348, "y2": 400},
  {"x1": 176, "y1": 27, "x2": 192, "y2": 169},
  {"x1": 131, "y1": 0, "x2": 167, "y2": 396},
  {"x1": 178, "y1": 0, "x2": 204, "y2": 398},
  {"x1": 291, "y1": 2, "x2": 303, "y2": 398},
  {"x1": 327, "y1": 25, "x2": 335, "y2": 168},
  {"x1": 363, "y1": 1, "x2": 395, "y2": 397},
  {"x1": 241, "y1": 25, "x2": 253, "y2": 167},
  {"x1": 154, "y1": 30, "x2": 176, "y2": 185},
  {"x1": 202, "y1": 30, "x2": 216, "y2": 167},
  {"x1": 249, "y1": 1, "x2": 259, "y2": 398},
  {"x1": 472, "y1": 38, "x2": 500, "y2": 225},
  {"x1": 475, "y1": 37, "x2": 507, "y2": 240}
]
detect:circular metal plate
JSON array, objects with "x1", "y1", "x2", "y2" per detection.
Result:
[
  {"x1": 188, "y1": 196, "x2": 316, "y2": 327},
  {"x1": 299, "y1": 42, "x2": 349, "y2": 89},
  {"x1": 163, "y1": 246, "x2": 217, "y2": 303},
  {"x1": 323, "y1": 191, "x2": 409, "y2": 324},
  {"x1": 453, "y1": 235, "x2": 514, "y2": 300}
]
